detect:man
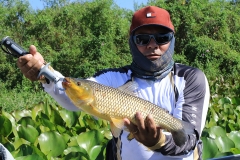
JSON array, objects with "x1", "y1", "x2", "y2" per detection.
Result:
[
  {"x1": 0, "y1": 143, "x2": 15, "y2": 160},
  {"x1": 17, "y1": 6, "x2": 210, "y2": 160}
]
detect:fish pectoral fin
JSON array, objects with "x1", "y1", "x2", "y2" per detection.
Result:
[
  {"x1": 117, "y1": 80, "x2": 138, "y2": 96},
  {"x1": 110, "y1": 118, "x2": 124, "y2": 138},
  {"x1": 89, "y1": 101, "x2": 104, "y2": 114}
]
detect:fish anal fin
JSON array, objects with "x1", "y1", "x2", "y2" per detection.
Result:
[{"x1": 110, "y1": 118, "x2": 124, "y2": 138}]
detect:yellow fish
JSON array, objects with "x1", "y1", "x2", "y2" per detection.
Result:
[{"x1": 62, "y1": 77, "x2": 194, "y2": 147}]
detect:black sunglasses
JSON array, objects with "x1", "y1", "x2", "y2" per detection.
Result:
[{"x1": 133, "y1": 32, "x2": 174, "y2": 46}]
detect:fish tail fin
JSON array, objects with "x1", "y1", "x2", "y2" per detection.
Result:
[
  {"x1": 183, "y1": 120, "x2": 195, "y2": 134},
  {"x1": 171, "y1": 120, "x2": 195, "y2": 147}
]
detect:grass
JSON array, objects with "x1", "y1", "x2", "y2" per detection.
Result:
[{"x1": 0, "y1": 87, "x2": 57, "y2": 113}]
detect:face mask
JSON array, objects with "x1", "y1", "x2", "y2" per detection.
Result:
[{"x1": 129, "y1": 35, "x2": 175, "y2": 80}]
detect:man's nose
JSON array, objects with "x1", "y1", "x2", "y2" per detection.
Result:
[{"x1": 147, "y1": 38, "x2": 158, "y2": 48}]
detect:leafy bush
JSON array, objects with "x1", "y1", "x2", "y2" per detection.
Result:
[{"x1": 183, "y1": 36, "x2": 240, "y2": 79}]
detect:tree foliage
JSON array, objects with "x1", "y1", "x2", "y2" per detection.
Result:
[{"x1": 0, "y1": 0, "x2": 239, "y2": 89}]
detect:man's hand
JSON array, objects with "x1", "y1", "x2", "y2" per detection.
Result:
[
  {"x1": 17, "y1": 45, "x2": 45, "y2": 81},
  {"x1": 124, "y1": 112, "x2": 161, "y2": 147}
]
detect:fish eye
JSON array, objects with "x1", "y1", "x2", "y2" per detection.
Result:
[{"x1": 77, "y1": 82, "x2": 81, "y2": 86}]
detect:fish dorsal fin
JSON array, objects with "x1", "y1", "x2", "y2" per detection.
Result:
[
  {"x1": 110, "y1": 118, "x2": 124, "y2": 137},
  {"x1": 117, "y1": 80, "x2": 138, "y2": 96}
]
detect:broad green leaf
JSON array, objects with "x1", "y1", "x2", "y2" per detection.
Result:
[
  {"x1": 208, "y1": 126, "x2": 226, "y2": 139},
  {"x1": 234, "y1": 110, "x2": 240, "y2": 117},
  {"x1": 214, "y1": 152, "x2": 233, "y2": 158},
  {"x1": 31, "y1": 103, "x2": 43, "y2": 121},
  {"x1": 228, "y1": 131, "x2": 240, "y2": 149},
  {"x1": 64, "y1": 152, "x2": 89, "y2": 160},
  {"x1": 230, "y1": 148, "x2": 240, "y2": 154},
  {"x1": 0, "y1": 135, "x2": 7, "y2": 144},
  {"x1": 49, "y1": 108, "x2": 64, "y2": 126},
  {"x1": 0, "y1": 115, "x2": 12, "y2": 136},
  {"x1": 12, "y1": 110, "x2": 32, "y2": 122},
  {"x1": 231, "y1": 98, "x2": 240, "y2": 105},
  {"x1": 228, "y1": 123, "x2": 237, "y2": 132},
  {"x1": 102, "y1": 119, "x2": 109, "y2": 128},
  {"x1": 2, "y1": 111, "x2": 16, "y2": 126},
  {"x1": 59, "y1": 109, "x2": 79, "y2": 127},
  {"x1": 210, "y1": 107, "x2": 219, "y2": 122},
  {"x1": 89, "y1": 145, "x2": 104, "y2": 160},
  {"x1": 73, "y1": 126, "x2": 87, "y2": 135},
  {"x1": 214, "y1": 136, "x2": 235, "y2": 153},
  {"x1": 237, "y1": 116, "x2": 240, "y2": 128},
  {"x1": 30, "y1": 145, "x2": 47, "y2": 159},
  {"x1": 63, "y1": 146, "x2": 88, "y2": 158},
  {"x1": 3, "y1": 142, "x2": 14, "y2": 153},
  {"x1": 39, "y1": 125, "x2": 50, "y2": 133},
  {"x1": 38, "y1": 131, "x2": 66, "y2": 157},
  {"x1": 42, "y1": 101, "x2": 52, "y2": 117},
  {"x1": 83, "y1": 114, "x2": 100, "y2": 130},
  {"x1": 12, "y1": 144, "x2": 33, "y2": 157},
  {"x1": 15, "y1": 154, "x2": 44, "y2": 160},
  {"x1": 18, "y1": 117, "x2": 37, "y2": 127},
  {"x1": 56, "y1": 124, "x2": 67, "y2": 133},
  {"x1": 13, "y1": 138, "x2": 31, "y2": 150},
  {"x1": 17, "y1": 124, "x2": 39, "y2": 143},
  {"x1": 76, "y1": 130, "x2": 104, "y2": 154},
  {"x1": 61, "y1": 133, "x2": 71, "y2": 145},
  {"x1": 39, "y1": 113, "x2": 56, "y2": 130},
  {"x1": 64, "y1": 146, "x2": 83, "y2": 155},
  {"x1": 223, "y1": 104, "x2": 232, "y2": 114},
  {"x1": 228, "y1": 119, "x2": 236, "y2": 124},
  {"x1": 236, "y1": 106, "x2": 240, "y2": 112},
  {"x1": 98, "y1": 127, "x2": 112, "y2": 140},
  {"x1": 2, "y1": 111, "x2": 18, "y2": 137},
  {"x1": 202, "y1": 137, "x2": 218, "y2": 159},
  {"x1": 218, "y1": 97, "x2": 231, "y2": 105},
  {"x1": 79, "y1": 112, "x2": 87, "y2": 127},
  {"x1": 205, "y1": 118, "x2": 217, "y2": 128},
  {"x1": 67, "y1": 136, "x2": 79, "y2": 147}
]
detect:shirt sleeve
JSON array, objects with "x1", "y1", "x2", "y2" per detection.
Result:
[
  {"x1": 153, "y1": 68, "x2": 210, "y2": 156},
  {"x1": 41, "y1": 70, "x2": 79, "y2": 111}
]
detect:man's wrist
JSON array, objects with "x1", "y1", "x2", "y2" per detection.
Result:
[
  {"x1": 147, "y1": 130, "x2": 166, "y2": 150},
  {"x1": 38, "y1": 61, "x2": 52, "y2": 84}
]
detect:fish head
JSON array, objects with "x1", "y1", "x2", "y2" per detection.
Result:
[{"x1": 62, "y1": 77, "x2": 95, "y2": 108}]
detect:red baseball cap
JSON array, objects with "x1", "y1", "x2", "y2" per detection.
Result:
[{"x1": 129, "y1": 6, "x2": 174, "y2": 34}]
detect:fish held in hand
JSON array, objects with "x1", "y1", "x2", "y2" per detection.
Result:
[{"x1": 62, "y1": 77, "x2": 195, "y2": 147}]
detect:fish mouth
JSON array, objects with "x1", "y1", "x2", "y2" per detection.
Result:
[{"x1": 62, "y1": 77, "x2": 71, "y2": 88}]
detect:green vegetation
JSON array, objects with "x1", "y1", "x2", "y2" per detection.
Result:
[
  {"x1": 0, "y1": 100, "x2": 111, "y2": 159},
  {"x1": 0, "y1": 0, "x2": 239, "y2": 159}
]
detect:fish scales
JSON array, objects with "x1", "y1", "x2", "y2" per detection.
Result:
[{"x1": 84, "y1": 79, "x2": 183, "y2": 131}]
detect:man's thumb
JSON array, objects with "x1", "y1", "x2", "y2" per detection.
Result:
[{"x1": 29, "y1": 45, "x2": 37, "y2": 55}]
